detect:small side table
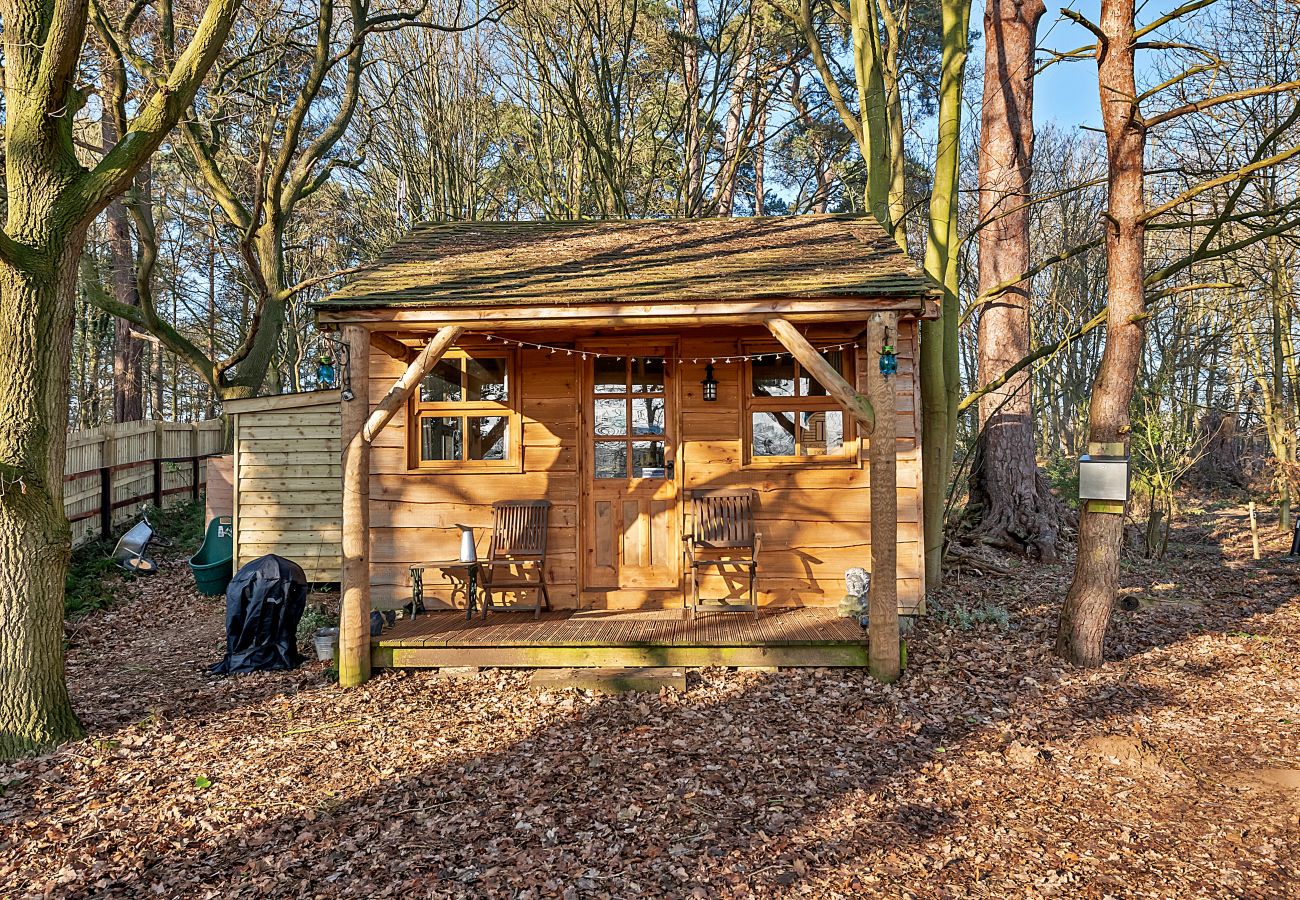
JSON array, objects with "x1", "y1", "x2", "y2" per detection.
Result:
[{"x1": 411, "y1": 560, "x2": 483, "y2": 620}]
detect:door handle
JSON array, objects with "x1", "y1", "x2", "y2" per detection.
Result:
[{"x1": 665, "y1": 460, "x2": 675, "y2": 479}]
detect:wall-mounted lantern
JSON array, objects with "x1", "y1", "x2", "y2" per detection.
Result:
[
  {"x1": 701, "y1": 363, "x2": 718, "y2": 402},
  {"x1": 1079, "y1": 454, "x2": 1130, "y2": 503}
]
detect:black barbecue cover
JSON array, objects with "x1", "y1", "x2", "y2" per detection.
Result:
[{"x1": 211, "y1": 554, "x2": 308, "y2": 674}]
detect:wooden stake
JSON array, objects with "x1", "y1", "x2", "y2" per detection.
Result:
[
  {"x1": 866, "y1": 312, "x2": 900, "y2": 683},
  {"x1": 338, "y1": 325, "x2": 372, "y2": 688},
  {"x1": 1249, "y1": 500, "x2": 1261, "y2": 560}
]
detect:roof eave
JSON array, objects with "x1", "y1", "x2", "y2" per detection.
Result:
[{"x1": 313, "y1": 294, "x2": 937, "y2": 328}]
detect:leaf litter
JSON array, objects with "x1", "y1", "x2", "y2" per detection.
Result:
[{"x1": 0, "y1": 504, "x2": 1297, "y2": 898}]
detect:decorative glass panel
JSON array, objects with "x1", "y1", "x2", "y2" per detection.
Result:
[
  {"x1": 467, "y1": 416, "x2": 507, "y2": 460},
  {"x1": 752, "y1": 355, "x2": 794, "y2": 397},
  {"x1": 594, "y1": 356, "x2": 626, "y2": 394},
  {"x1": 466, "y1": 357, "x2": 508, "y2": 402},
  {"x1": 421, "y1": 358, "x2": 461, "y2": 402},
  {"x1": 632, "y1": 441, "x2": 666, "y2": 478},
  {"x1": 420, "y1": 416, "x2": 462, "y2": 461},
  {"x1": 631, "y1": 397, "x2": 665, "y2": 435},
  {"x1": 800, "y1": 411, "x2": 844, "y2": 456},
  {"x1": 752, "y1": 411, "x2": 797, "y2": 457},
  {"x1": 801, "y1": 350, "x2": 843, "y2": 397},
  {"x1": 594, "y1": 441, "x2": 627, "y2": 479},
  {"x1": 594, "y1": 398, "x2": 627, "y2": 436},
  {"x1": 632, "y1": 357, "x2": 665, "y2": 393}
]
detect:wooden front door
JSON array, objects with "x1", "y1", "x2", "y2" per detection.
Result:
[{"x1": 582, "y1": 348, "x2": 680, "y2": 595}]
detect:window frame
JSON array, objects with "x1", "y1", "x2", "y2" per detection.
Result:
[
  {"x1": 406, "y1": 348, "x2": 522, "y2": 472},
  {"x1": 742, "y1": 343, "x2": 861, "y2": 466}
]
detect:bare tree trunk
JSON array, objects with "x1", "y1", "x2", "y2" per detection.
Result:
[
  {"x1": 715, "y1": 15, "x2": 756, "y2": 216},
  {"x1": 1057, "y1": 0, "x2": 1146, "y2": 667},
  {"x1": 753, "y1": 94, "x2": 768, "y2": 216},
  {"x1": 680, "y1": 0, "x2": 704, "y2": 215},
  {"x1": 101, "y1": 111, "x2": 144, "y2": 423},
  {"x1": 969, "y1": 0, "x2": 1057, "y2": 559}
]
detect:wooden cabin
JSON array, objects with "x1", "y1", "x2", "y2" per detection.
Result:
[{"x1": 313, "y1": 215, "x2": 936, "y2": 682}]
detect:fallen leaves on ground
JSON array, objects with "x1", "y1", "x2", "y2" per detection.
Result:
[{"x1": 1, "y1": 504, "x2": 1298, "y2": 898}]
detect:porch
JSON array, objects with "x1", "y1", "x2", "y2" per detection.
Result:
[
  {"x1": 314, "y1": 216, "x2": 936, "y2": 686},
  {"x1": 372, "y1": 607, "x2": 870, "y2": 669}
]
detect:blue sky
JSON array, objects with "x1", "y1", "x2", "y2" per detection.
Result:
[{"x1": 988, "y1": 0, "x2": 1194, "y2": 129}]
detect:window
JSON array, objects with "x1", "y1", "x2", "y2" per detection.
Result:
[
  {"x1": 745, "y1": 348, "x2": 857, "y2": 462},
  {"x1": 592, "y1": 356, "x2": 668, "y2": 479},
  {"x1": 409, "y1": 351, "x2": 519, "y2": 470}
]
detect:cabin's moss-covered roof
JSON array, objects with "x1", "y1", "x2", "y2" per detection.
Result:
[{"x1": 315, "y1": 215, "x2": 935, "y2": 310}]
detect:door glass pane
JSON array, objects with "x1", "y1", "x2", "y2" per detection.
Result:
[
  {"x1": 594, "y1": 356, "x2": 626, "y2": 394},
  {"x1": 752, "y1": 411, "x2": 796, "y2": 457},
  {"x1": 800, "y1": 410, "x2": 843, "y2": 456},
  {"x1": 467, "y1": 416, "x2": 508, "y2": 460},
  {"x1": 630, "y1": 397, "x2": 665, "y2": 435},
  {"x1": 594, "y1": 398, "x2": 627, "y2": 436},
  {"x1": 632, "y1": 357, "x2": 665, "y2": 393},
  {"x1": 421, "y1": 358, "x2": 461, "y2": 402},
  {"x1": 752, "y1": 355, "x2": 794, "y2": 397},
  {"x1": 466, "y1": 357, "x2": 508, "y2": 402},
  {"x1": 632, "y1": 441, "x2": 666, "y2": 478},
  {"x1": 594, "y1": 441, "x2": 627, "y2": 479},
  {"x1": 801, "y1": 350, "x2": 843, "y2": 397},
  {"x1": 420, "y1": 416, "x2": 462, "y2": 461}
]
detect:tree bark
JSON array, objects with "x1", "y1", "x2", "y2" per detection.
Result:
[
  {"x1": 919, "y1": 0, "x2": 972, "y2": 591},
  {"x1": 1057, "y1": 0, "x2": 1146, "y2": 667},
  {"x1": 715, "y1": 14, "x2": 756, "y2": 216},
  {"x1": 101, "y1": 111, "x2": 145, "y2": 423},
  {"x1": 0, "y1": 237, "x2": 86, "y2": 757},
  {"x1": 680, "y1": 0, "x2": 704, "y2": 215},
  {"x1": 969, "y1": 0, "x2": 1058, "y2": 559}
]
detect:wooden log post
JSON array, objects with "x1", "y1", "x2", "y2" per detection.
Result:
[
  {"x1": 339, "y1": 326, "x2": 464, "y2": 688},
  {"x1": 99, "y1": 430, "x2": 115, "y2": 539},
  {"x1": 338, "y1": 325, "x2": 373, "y2": 688},
  {"x1": 190, "y1": 423, "x2": 201, "y2": 501},
  {"x1": 152, "y1": 421, "x2": 166, "y2": 509},
  {"x1": 866, "y1": 312, "x2": 900, "y2": 683}
]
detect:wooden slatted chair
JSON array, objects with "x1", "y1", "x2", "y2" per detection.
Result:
[
  {"x1": 480, "y1": 500, "x2": 552, "y2": 618},
  {"x1": 683, "y1": 490, "x2": 761, "y2": 620}
]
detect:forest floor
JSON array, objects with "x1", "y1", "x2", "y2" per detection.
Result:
[{"x1": 2, "y1": 502, "x2": 1299, "y2": 899}]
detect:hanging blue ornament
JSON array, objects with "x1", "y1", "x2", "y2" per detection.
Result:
[
  {"x1": 317, "y1": 354, "x2": 337, "y2": 390},
  {"x1": 878, "y1": 344, "x2": 897, "y2": 378}
]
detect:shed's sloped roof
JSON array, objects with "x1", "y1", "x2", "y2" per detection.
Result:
[{"x1": 317, "y1": 215, "x2": 934, "y2": 310}]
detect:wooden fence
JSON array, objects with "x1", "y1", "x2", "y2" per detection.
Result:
[{"x1": 65, "y1": 420, "x2": 226, "y2": 546}]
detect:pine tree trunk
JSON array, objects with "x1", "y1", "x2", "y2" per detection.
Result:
[
  {"x1": 1057, "y1": 0, "x2": 1146, "y2": 667},
  {"x1": 0, "y1": 240, "x2": 85, "y2": 757},
  {"x1": 969, "y1": 0, "x2": 1056, "y2": 559}
]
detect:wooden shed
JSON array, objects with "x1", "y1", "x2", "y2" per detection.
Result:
[
  {"x1": 312, "y1": 215, "x2": 937, "y2": 683},
  {"x1": 224, "y1": 391, "x2": 342, "y2": 583}
]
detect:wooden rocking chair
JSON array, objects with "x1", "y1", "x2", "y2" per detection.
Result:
[
  {"x1": 480, "y1": 500, "x2": 552, "y2": 618},
  {"x1": 683, "y1": 490, "x2": 761, "y2": 620}
]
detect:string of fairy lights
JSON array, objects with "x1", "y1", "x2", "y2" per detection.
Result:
[{"x1": 477, "y1": 332, "x2": 864, "y2": 365}]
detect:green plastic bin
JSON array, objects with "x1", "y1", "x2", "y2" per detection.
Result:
[{"x1": 190, "y1": 516, "x2": 234, "y2": 596}]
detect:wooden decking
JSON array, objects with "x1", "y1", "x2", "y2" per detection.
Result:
[{"x1": 372, "y1": 608, "x2": 869, "y2": 669}]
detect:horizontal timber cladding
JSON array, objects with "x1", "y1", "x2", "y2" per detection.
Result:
[
  {"x1": 229, "y1": 391, "x2": 342, "y2": 583},
  {"x1": 368, "y1": 320, "x2": 925, "y2": 614}
]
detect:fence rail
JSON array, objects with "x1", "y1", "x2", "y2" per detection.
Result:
[{"x1": 65, "y1": 420, "x2": 225, "y2": 546}]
